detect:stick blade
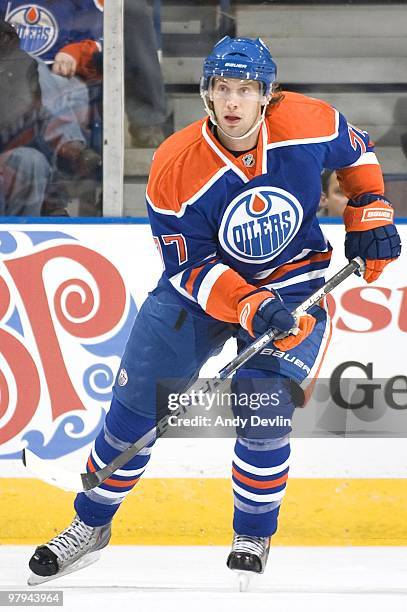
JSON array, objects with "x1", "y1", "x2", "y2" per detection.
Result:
[{"x1": 22, "y1": 449, "x2": 85, "y2": 492}]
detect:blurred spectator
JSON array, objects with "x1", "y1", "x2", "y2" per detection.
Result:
[
  {"x1": 1, "y1": 2, "x2": 102, "y2": 79},
  {"x1": 384, "y1": 176, "x2": 407, "y2": 217},
  {"x1": 0, "y1": 20, "x2": 51, "y2": 215},
  {"x1": 319, "y1": 169, "x2": 348, "y2": 217},
  {"x1": 2, "y1": 0, "x2": 103, "y2": 215},
  {"x1": 1, "y1": 1, "x2": 103, "y2": 129},
  {"x1": 0, "y1": 19, "x2": 102, "y2": 216},
  {"x1": 125, "y1": 0, "x2": 169, "y2": 148},
  {"x1": 36, "y1": 58, "x2": 102, "y2": 216}
]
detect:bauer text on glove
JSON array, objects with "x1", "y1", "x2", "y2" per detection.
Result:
[{"x1": 343, "y1": 194, "x2": 401, "y2": 283}]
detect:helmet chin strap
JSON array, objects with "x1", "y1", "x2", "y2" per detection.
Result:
[{"x1": 201, "y1": 92, "x2": 270, "y2": 141}]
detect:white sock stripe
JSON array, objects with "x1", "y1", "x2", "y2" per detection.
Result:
[
  {"x1": 84, "y1": 490, "x2": 123, "y2": 506},
  {"x1": 238, "y1": 435, "x2": 290, "y2": 451},
  {"x1": 233, "y1": 495, "x2": 281, "y2": 515},
  {"x1": 92, "y1": 487, "x2": 129, "y2": 499},
  {"x1": 103, "y1": 423, "x2": 131, "y2": 452},
  {"x1": 90, "y1": 448, "x2": 104, "y2": 468},
  {"x1": 232, "y1": 482, "x2": 287, "y2": 503},
  {"x1": 233, "y1": 453, "x2": 290, "y2": 476},
  {"x1": 113, "y1": 466, "x2": 145, "y2": 478},
  {"x1": 91, "y1": 448, "x2": 147, "y2": 477}
]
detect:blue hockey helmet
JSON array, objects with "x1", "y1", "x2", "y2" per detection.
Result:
[{"x1": 201, "y1": 36, "x2": 277, "y2": 96}]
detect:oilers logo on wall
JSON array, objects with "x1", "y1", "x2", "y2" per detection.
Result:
[
  {"x1": 6, "y1": 4, "x2": 58, "y2": 56},
  {"x1": 219, "y1": 187, "x2": 303, "y2": 264}
]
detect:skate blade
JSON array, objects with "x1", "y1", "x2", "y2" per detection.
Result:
[
  {"x1": 27, "y1": 551, "x2": 101, "y2": 586},
  {"x1": 236, "y1": 571, "x2": 252, "y2": 592}
]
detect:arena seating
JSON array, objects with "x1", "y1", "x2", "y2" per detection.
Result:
[{"x1": 124, "y1": 1, "x2": 407, "y2": 216}]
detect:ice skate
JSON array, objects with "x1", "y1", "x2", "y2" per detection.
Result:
[
  {"x1": 28, "y1": 515, "x2": 111, "y2": 585},
  {"x1": 227, "y1": 533, "x2": 270, "y2": 591}
]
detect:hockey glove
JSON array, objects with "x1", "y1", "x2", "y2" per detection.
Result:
[
  {"x1": 344, "y1": 194, "x2": 401, "y2": 283},
  {"x1": 273, "y1": 313, "x2": 316, "y2": 351},
  {"x1": 237, "y1": 288, "x2": 316, "y2": 350}
]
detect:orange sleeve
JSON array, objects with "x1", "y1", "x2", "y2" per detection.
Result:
[
  {"x1": 203, "y1": 268, "x2": 259, "y2": 323},
  {"x1": 336, "y1": 164, "x2": 384, "y2": 200},
  {"x1": 59, "y1": 40, "x2": 101, "y2": 80}
]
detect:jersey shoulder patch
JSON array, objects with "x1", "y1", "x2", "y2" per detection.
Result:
[
  {"x1": 266, "y1": 91, "x2": 337, "y2": 144},
  {"x1": 147, "y1": 118, "x2": 226, "y2": 215}
]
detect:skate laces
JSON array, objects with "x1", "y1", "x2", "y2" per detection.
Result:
[
  {"x1": 232, "y1": 534, "x2": 268, "y2": 557},
  {"x1": 47, "y1": 517, "x2": 94, "y2": 562}
]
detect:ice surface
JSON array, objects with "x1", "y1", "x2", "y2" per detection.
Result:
[{"x1": 2, "y1": 546, "x2": 407, "y2": 612}]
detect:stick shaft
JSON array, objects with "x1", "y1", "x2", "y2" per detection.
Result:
[{"x1": 80, "y1": 257, "x2": 362, "y2": 491}]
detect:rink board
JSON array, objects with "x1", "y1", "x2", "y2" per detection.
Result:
[{"x1": 0, "y1": 220, "x2": 406, "y2": 544}]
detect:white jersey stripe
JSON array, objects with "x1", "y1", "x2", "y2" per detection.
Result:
[
  {"x1": 253, "y1": 246, "x2": 330, "y2": 280},
  {"x1": 266, "y1": 109, "x2": 339, "y2": 150},
  {"x1": 202, "y1": 122, "x2": 249, "y2": 183},
  {"x1": 348, "y1": 152, "x2": 379, "y2": 168},
  {"x1": 146, "y1": 165, "x2": 229, "y2": 218},
  {"x1": 262, "y1": 267, "x2": 328, "y2": 291},
  {"x1": 196, "y1": 263, "x2": 230, "y2": 310},
  {"x1": 169, "y1": 270, "x2": 197, "y2": 303}
]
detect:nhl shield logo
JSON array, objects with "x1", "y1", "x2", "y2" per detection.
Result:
[
  {"x1": 242, "y1": 153, "x2": 255, "y2": 167},
  {"x1": 118, "y1": 368, "x2": 128, "y2": 386},
  {"x1": 6, "y1": 4, "x2": 59, "y2": 56},
  {"x1": 219, "y1": 186, "x2": 303, "y2": 264}
]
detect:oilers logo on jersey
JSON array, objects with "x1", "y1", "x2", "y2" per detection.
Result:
[
  {"x1": 219, "y1": 187, "x2": 303, "y2": 264},
  {"x1": 6, "y1": 4, "x2": 58, "y2": 56}
]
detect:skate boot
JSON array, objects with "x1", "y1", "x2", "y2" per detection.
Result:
[
  {"x1": 227, "y1": 533, "x2": 270, "y2": 591},
  {"x1": 28, "y1": 515, "x2": 111, "y2": 585}
]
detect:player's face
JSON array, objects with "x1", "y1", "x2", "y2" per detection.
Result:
[{"x1": 210, "y1": 77, "x2": 264, "y2": 138}]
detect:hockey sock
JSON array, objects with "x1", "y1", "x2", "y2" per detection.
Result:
[
  {"x1": 232, "y1": 435, "x2": 290, "y2": 537},
  {"x1": 74, "y1": 397, "x2": 155, "y2": 526}
]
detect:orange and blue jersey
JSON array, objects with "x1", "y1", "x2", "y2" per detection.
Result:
[{"x1": 146, "y1": 91, "x2": 384, "y2": 324}]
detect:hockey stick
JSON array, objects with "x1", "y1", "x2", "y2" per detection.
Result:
[{"x1": 22, "y1": 257, "x2": 363, "y2": 492}]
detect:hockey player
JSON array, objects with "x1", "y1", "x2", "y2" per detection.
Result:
[{"x1": 28, "y1": 37, "x2": 400, "y2": 584}]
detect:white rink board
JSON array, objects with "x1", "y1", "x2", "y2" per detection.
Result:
[{"x1": 0, "y1": 222, "x2": 406, "y2": 479}]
